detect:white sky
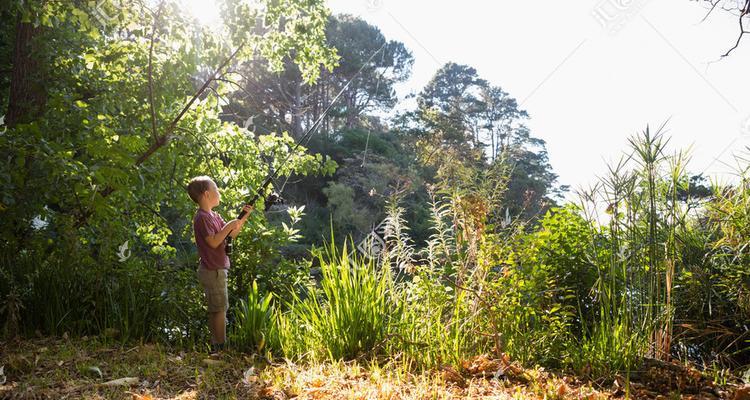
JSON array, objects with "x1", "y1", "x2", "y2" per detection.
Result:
[{"x1": 326, "y1": 0, "x2": 750, "y2": 199}]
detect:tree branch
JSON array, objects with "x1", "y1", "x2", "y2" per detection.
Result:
[
  {"x1": 147, "y1": 1, "x2": 165, "y2": 142},
  {"x1": 134, "y1": 42, "x2": 246, "y2": 166},
  {"x1": 721, "y1": 3, "x2": 749, "y2": 57},
  {"x1": 75, "y1": 42, "x2": 247, "y2": 228}
]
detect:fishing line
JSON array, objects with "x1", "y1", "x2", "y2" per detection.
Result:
[
  {"x1": 225, "y1": 41, "x2": 388, "y2": 255},
  {"x1": 362, "y1": 42, "x2": 387, "y2": 168}
]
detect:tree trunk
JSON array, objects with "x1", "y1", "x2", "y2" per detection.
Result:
[
  {"x1": 291, "y1": 80, "x2": 303, "y2": 138},
  {"x1": 345, "y1": 90, "x2": 357, "y2": 129},
  {"x1": 6, "y1": 18, "x2": 47, "y2": 249},
  {"x1": 7, "y1": 20, "x2": 46, "y2": 127},
  {"x1": 490, "y1": 126, "x2": 496, "y2": 162}
]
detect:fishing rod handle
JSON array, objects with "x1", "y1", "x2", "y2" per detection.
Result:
[{"x1": 226, "y1": 196, "x2": 261, "y2": 256}]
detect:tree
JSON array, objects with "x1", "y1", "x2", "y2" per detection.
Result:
[
  {"x1": 479, "y1": 84, "x2": 528, "y2": 162},
  {"x1": 223, "y1": 14, "x2": 413, "y2": 139},
  {"x1": 417, "y1": 63, "x2": 486, "y2": 153},
  {"x1": 324, "y1": 15, "x2": 413, "y2": 130},
  {"x1": 217, "y1": 14, "x2": 415, "y2": 246},
  {"x1": 0, "y1": 0, "x2": 338, "y2": 255},
  {"x1": 502, "y1": 127, "x2": 563, "y2": 222},
  {"x1": 408, "y1": 62, "x2": 562, "y2": 225}
]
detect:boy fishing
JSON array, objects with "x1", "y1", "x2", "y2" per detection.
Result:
[{"x1": 187, "y1": 176, "x2": 253, "y2": 353}]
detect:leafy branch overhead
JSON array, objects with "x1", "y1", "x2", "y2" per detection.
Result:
[{"x1": 1, "y1": 0, "x2": 339, "y2": 238}]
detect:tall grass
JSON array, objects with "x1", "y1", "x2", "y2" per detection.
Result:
[
  {"x1": 231, "y1": 280, "x2": 274, "y2": 353},
  {"x1": 277, "y1": 239, "x2": 392, "y2": 361},
  {"x1": 571, "y1": 124, "x2": 698, "y2": 373},
  {"x1": 0, "y1": 240, "x2": 205, "y2": 344},
  {"x1": 386, "y1": 189, "x2": 493, "y2": 369}
]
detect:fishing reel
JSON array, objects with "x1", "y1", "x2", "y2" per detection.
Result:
[
  {"x1": 225, "y1": 191, "x2": 285, "y2": 257},
  {"x1": 264, "y1": 191, "x2": 285, "y2": 210}
]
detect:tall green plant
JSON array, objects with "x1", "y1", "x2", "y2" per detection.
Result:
[
  {"x1": 288, "y1": 239, "x2": 392, "y2": 361},
  {"x1": 231, "y1": 280, "x2": 274, "y2": 353}
]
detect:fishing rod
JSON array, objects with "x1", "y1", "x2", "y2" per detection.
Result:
[{"x1": 225, "y1": 41, "x2": 388, "y2": 256}]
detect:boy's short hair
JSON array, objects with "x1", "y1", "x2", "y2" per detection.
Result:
[{"x1": 187, "y1": 176, "x2": 214, "y2": 203}]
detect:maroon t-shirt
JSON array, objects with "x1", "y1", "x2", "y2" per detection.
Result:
[{"x1": 193, "y1": 209, "x2": 230, "y2": 270}]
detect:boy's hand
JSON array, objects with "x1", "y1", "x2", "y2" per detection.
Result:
[
  {"x1": 226, "y1": 220, "x2": 241, "y2": 230},
  {"x1": 236, "y1": 205, "x2": 253, "y2": 231},
  {"x1": 227, "y1": 205, "x2": 253, "y2": 240},
  {"x1": 239, "y1": 205, "x2": 253, "y2": 221}
]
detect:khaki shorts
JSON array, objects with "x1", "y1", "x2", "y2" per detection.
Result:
[{"x1": 197, "y1": 267, "x2": 229, "y2": 313}]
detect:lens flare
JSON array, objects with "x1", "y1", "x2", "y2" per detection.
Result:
[{"x1": 181, "y1": 0, "x2": 221, "y2": 27}]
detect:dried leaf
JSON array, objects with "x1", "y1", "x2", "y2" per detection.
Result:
[
  {"x1": 734, "y1": 384, "x2": 750, "y2": 400},
  {"x1": 129, "y1": 393, "x2": 155, "y2": 400},
  {"x1": 462, "y1": 355, "x2": 500, "y2": 376},
  {"x1": 309, "y1": 378, "x2": 326, "y2": 388},
  {"x1": 441, "y1": 365, "x2": 466, "y2": 388},
  {"x1": 86, "y1": 366, "x2": 103, "y2": 379},
  {"x1": 243, "y1": 367, "x2": 258, "y2": 386},
  {"x1": 201, "y1": 359, "x2": 224, "y2": 367},
  {"x1": 103, "y1": 377, "x2": 139, "y2": 387}
]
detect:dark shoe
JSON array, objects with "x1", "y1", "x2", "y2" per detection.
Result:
[{"x1": 209, "y1": 342, "x2": 225, "y2": 359}]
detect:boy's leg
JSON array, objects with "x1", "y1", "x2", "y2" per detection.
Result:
[
  {"x1": 199, "y1": 268, "x2": 229, "y2": 349},
  {"x1": 209, "y1": 310, "x2": 226, "y2": 345}
]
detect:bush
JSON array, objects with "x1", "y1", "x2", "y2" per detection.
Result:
[{"x1": 0, "y1": 231, "x2": 206, "y2": 344}]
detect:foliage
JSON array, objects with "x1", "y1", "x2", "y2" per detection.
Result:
[
  {"x1": 231, "y1": 280, "x2": 274, "y2": 354},
  {"x1": 279, "y1": 239, "x2": 392, "y2": 361},
  {"x1": 228, "y1": 203, "x2": 314, "y2": 305},
  {"x1": 672, "y1": 157, "x2": 750, "y2": 366},
  {"x1": 477, "y1": 207, "x2": 583, "y2": 368},
  {"x1": 0, "y1": 0, "x2": 337, "y2": 343}
]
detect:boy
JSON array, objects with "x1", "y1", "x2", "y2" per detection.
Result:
[{"x1": 187, "y1": 176, "x2": 252, "y2": 353}]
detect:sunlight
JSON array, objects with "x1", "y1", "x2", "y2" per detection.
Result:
[{"x1": 181, "y1": 0, "x2": 222, "y2": 27}]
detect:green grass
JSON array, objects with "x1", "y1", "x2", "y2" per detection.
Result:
[
  {"x1": 231, "y1": 280, "x2": 274, "y2": 354},
  {"x1": 274, "y1": 239, "x2": 393, "y2": 361}
]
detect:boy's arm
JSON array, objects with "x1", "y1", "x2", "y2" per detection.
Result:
[
  {"x1": 204, "y1": 220, "x2": 240, "y2": 249},
  {"x1": 196, "y1": 213, "x2": 239, "y2": 249}
]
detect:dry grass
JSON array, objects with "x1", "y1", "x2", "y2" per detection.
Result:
[{"x1": 0, "y1": 337, "x2": 736, "y2": 399}]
